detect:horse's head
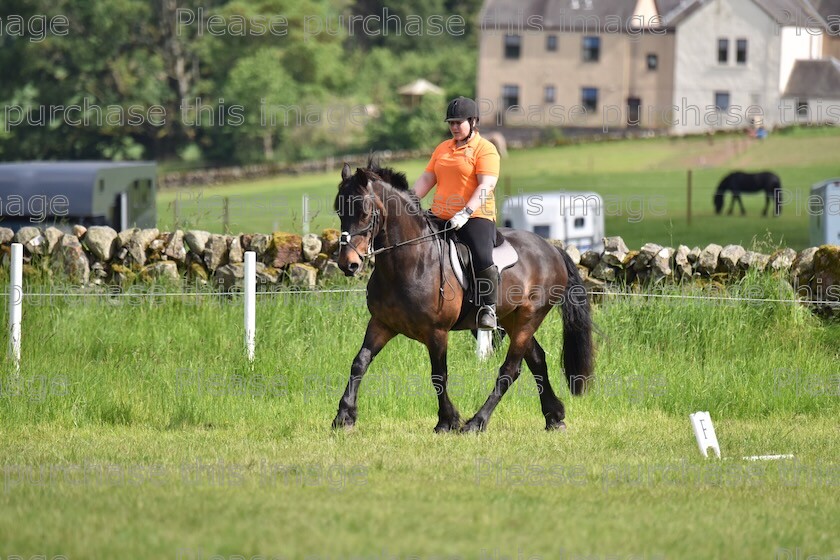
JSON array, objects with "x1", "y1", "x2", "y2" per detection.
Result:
[
  {"x1": 713, "y1": 191, "x2": 724, "y2": 214},
  {"x1": 334, "y1": 163, "x2": 384, "y2": 276}
]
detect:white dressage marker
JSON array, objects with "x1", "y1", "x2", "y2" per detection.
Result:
[{"x1": 690, "y1": 411, "x2": 721, "y2": 458}]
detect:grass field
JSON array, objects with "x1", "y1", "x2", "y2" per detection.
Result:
[
  {"x1": 157, "y1": 126, "x2": 840, "y2": 250},
  {"x1": 1, "y1": 272, "x2": 839, "y2": 558}
]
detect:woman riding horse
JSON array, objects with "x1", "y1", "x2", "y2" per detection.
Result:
[
  {"x1": 333, "y1": 160, "x2": 594, "y2": 432},
  {"x1": 412, "y1": 96, "x2": 501, "y2": 330}
]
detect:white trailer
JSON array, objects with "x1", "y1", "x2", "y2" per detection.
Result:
[
  {"x1": 501, "y1": 191, "x2": 605, "y2": 252},
  {"x1": 809, "y1": 178, "x2": 840, "y2": 246}
]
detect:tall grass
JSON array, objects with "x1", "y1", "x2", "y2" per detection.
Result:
[
  {"x1": 2, "y1": 275, "x2": 837, "y2": 429},
  {"x1": 0, "y1": 282, "x2": 838, "y2": 558}
]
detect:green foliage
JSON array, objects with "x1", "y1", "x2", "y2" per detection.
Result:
[
  {"x1": 0, "y1": 0, "x2": 481, "y2": 163},
  {"x1": 366, "y1": 94, "x2": 447, "y2": 151}
]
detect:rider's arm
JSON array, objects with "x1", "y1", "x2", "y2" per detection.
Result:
[
  {"x1": 465, "y1": 174, "x2": 498, "y2": 213},
  {"x1": 412, "y1": 171, "x2": 437, "y2": 199}
]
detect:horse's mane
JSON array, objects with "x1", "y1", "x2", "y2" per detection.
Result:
[
  {"x1": 366, "y1": 156, "x2": 410, "y2": 191},
  {"x1": 337, "y1": 156, "x2": 422, "y2": 214}
]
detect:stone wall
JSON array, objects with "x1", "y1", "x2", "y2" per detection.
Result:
[
  {"x1": 1, "y1": 226, "x2": 839, "y2": 308},
  {"x1": 0, "y1": 225, "x2": 343, "y2": 290}
]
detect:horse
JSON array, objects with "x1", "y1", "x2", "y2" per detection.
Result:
[
  {"x1": 331, "y1": 161, "x2": 594, "y2": 433},
  {"x1": 713, "y1": 171, "x2": 783, "y2": 216}
]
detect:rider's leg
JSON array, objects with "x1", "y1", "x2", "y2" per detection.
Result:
[{"x1": 456, "y1": 218, "x2": 498, "y2": 330}]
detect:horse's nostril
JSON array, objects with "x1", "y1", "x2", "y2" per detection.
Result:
[{"x1": 348, "y1": 262, "x2": 360, "y2": 273}]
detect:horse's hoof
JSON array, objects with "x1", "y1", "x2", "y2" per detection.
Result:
[
  {"x1": 460, "y1": 417, "x2": 486, "y2": 433},
  {"x1": 434, "y1": 417, "x2": 462, "y2": 433},
  {"x1": 331, "y1": 410, "x2": 356, "y2": 430},
  {"x1": 546, "y1": 420, "x2": 567, "y2": 431}
]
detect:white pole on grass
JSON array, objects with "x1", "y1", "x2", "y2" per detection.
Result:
[
  {"x1": 8, "y1": 243, "x2": 23, "y2": 372},
  {"x1": 244, "y1": 251, "x2": 256, "y2": 362},
  {"x1": 476, "y1": 330, "x2": 493, "y2": 360},
  {"x1": 302, "y1": 194, "x2": 310, "y2": 236}
]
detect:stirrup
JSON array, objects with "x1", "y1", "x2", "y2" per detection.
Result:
[{"x1": 477, "y1": 305, "x2": 497, "y2": 331}]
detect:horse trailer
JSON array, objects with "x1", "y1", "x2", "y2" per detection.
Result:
[
  {"x1": 0, "y1": 161, "x2": 157, "y2": 232},
  {"x1": 501, "y1": 191, "x2": 605, "y2": 252},
  {"x1": 809, "y1": 178, "x2": 840, "y2": 246}
]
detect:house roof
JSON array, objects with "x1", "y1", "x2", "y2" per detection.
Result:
[
  {"x1": 661, "y1": 0, "x2": 828, "y2": 28},
  {"x1": 479, "y1": 0, "x2": 831, "y2": 31},
  {"x1": 810, "y1": 0, "x2": 840, "y2": 25},
  {"x1": 397, "y1": 79, "x2": 444, "y2": 96},
  {"x1": 783, "y1": 57, "x2": 840, "y2": 97},
  {"x1": 479, "y1": 0, "x2": 645, "y2": 32}
]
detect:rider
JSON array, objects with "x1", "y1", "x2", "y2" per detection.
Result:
[{"x1": 412, "y1": 96, "x2": 501, "y2": 330}]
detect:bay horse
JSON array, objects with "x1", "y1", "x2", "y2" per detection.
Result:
[
  {"x1": 713, "y1": 171, "x2": 783, "y2": 216},
  {"x1": 332, "y1": 161, "x2": 594, "y2": 433}
]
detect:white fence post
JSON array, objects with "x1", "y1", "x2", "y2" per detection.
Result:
[
  {"x1": 244, "y1": 251, "x2": 256, "y2": 362},
  {"x1": 476, "y1": 330, "x2": 493, "y2": 360},
  {"x1": 8, "y1": 243, "x2": 23, "y2": 372},
  {"x1": 302, "y1": 194, "x2": 310, "y2": 236}
]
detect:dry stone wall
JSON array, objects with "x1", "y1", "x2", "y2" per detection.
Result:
[{"x1": 1, "y1": 226, "x2": 839, "y2": 309}]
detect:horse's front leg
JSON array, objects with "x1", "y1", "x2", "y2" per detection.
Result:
[
  {"x1": 462, "y1": 322, "x2": 536, "y2": 433},
  {"x1": 427, "y1": 329, "x2": 461, "y2": 432},
  {"x1": 332, "y1": 318, "x2": 396, "y2": 429},
  {"x1": 736, "y1": 194, "x2": 746, "y2": 215}
]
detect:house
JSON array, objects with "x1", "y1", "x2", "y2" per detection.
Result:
[
  {"x1": 477, "y1": 0, "x2": 676, "y2": 130},
  {"x1": 476, "y1": 0, "x2": 839, "y2": 134}
]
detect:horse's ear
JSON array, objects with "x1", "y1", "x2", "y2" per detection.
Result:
[
  {"x1": 354, "y1": 168, "x2": 368, "y2": 186},
  {"x1": 341, "y1": 162, "x2": 351, "y2": 182}
]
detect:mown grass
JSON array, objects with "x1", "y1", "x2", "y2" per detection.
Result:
[
  {"x1": 0, "y1": 272, "x2": 838, "y2": 558},
  {"x1": 157, "y1": 126, "x2": 840, "y2": 250}
]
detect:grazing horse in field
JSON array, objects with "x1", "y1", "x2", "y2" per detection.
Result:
[
  {"x1": 332, "y1": 161, "x2": 594, "y2": 433},
  {"x1": 713, "y1": 171, "x2": 783, "y2": 216}
]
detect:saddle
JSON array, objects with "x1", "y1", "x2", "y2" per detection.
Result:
[{"x1": 426, "y1": 214, "x2": 519, "y2": 302}]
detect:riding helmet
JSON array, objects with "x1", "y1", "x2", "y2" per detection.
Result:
[{"x1": 445, "y1": 97, "x2": 479, "y2": 122}]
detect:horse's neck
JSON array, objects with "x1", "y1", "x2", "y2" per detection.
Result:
[{"x1": 374, "y1": 183, "x2": 428, "y2": 244}]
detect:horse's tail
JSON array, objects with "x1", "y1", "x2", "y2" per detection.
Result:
[{"x1": 557, "y1": 247, "x2": 594, "y2": 395}]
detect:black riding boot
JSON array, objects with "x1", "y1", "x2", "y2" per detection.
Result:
[{"x1": 475, "y1": 265, "x2": 499, "y2": 330}]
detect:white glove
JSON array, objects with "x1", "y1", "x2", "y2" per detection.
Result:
[{"x1": 448, "y1": 208, "x2": 472, "y2": 230}]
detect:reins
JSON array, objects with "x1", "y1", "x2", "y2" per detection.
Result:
[
  {"x1": 339, "y1": 206, "x2": 456, "y2": 258},
  {"x1": 339, "y1": 201, "x2": 457, "y2": 306}
]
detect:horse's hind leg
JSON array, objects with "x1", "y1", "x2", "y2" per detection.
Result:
[
  {"x1": 762, "y1": 193, "x2": 770, "y2": 217},
  {"x1": 462, "y1": 321, "x2": 540, "y2": 433},
  {"x1": 332, "y1": 318, "x2": 396, "y2": 429},
  {"x1": 427, "y1": 330, "x2": 461, "y2": 433},
  {"x1": 524, "y1": 336, "x2": 566, "y2": 430}
]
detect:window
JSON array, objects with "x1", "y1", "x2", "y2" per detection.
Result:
[
  {"x1": 544, "y1": 85, "x2": 556, "y2": 103},
  {"x1": 582, "y1": 87, "x2": 599, "y2": 112},
  {"x1": 546, "y1": 34, "x2": 557, "y2": 51},
  {"x1": 714, "y1": 91, "x2": 730, "y2": 112},
  {"x1": 736, "y1": 39, "x2": 748, "y2": 64},
  {"x1": 646, "y1": 54, "x2": 658, "y2": 70},
  {"x1": 718, "y1": 38, "x2": 729, "y2": 64},
  {"x1": 533, "y1": 225, "x2": 551, "y2": 238},
  {"x1": 574, "y1": 217, "x2": 585, "y2": 229},
  {"x1": 504, "y1": 34, "x2": 521, "y2": 59},
  {"x1": 502, "y1": 84, "x2": 520, "y2": 110},
  {"x1": 797, "y1": 99, "x2": 809, "y2": 118},
  {"x1": 582, "y1": 36, "x2": 600, "y2": 62}
]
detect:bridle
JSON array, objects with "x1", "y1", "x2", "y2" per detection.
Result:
[
  {"x1": 339, "y1": 202, "x2": 381, "y2": 260},
  {"x1": 338, "y1": 189, "x2": 458, "y2": 304},
  {"x1": 339, "y1": 193, "x2": 457, "y2": 259}
]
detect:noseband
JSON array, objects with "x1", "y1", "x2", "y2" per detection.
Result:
[{"x1": 339, "y1": 199, "x2": 381, "y2": 260}]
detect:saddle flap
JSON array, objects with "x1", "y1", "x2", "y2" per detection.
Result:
[{"x1": 449, "y1": 235, "x2": 519, "y2": 291}]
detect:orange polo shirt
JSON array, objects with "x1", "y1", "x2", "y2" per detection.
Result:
[{"x1": 425, "y1": 132, "x2": 500, "y2": 221}]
